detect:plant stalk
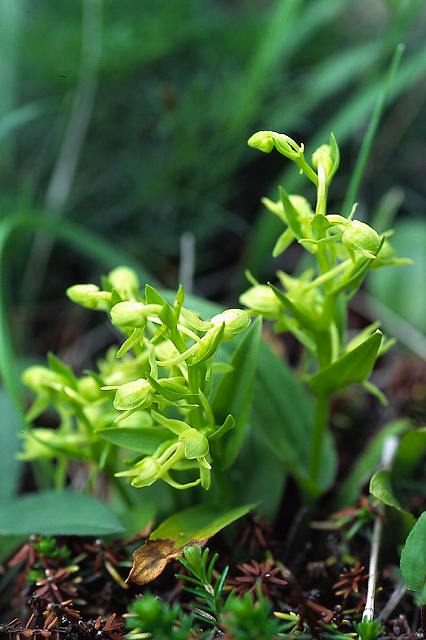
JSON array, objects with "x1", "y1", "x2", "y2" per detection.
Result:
[
  {"x1": 309, "y1": 392, "x2": 330, "y2": 484},
  {"x1": 362, "y1": 435, "x2": 399, "y2": 624}
]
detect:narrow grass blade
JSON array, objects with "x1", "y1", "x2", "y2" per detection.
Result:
[{"x1": 342, "y1": 44, "x2": 405, "y2": 215}]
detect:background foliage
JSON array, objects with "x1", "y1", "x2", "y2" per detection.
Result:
[{"x1": 0, "y1": 0, "x2": 425, "y2": 515}]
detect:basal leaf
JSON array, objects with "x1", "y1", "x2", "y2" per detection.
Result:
[
  {"x1": 370, "y1": 469, "x2": 403, "y2": 510},
  {"x1": 308, "y1": 331, "x2": 382, "y2": 393},
  {"x1": 252, "y1": 340, "x2": 336, "y2": 496},
  {"x1": 211, "y1": 317, "x2": 262, "y2": 469},
  {"x1": 0, "y1": 388, "x2": 22, "y2": 501},
  {"x1": 0, "y1": 491, "x2": 125, "y2": 536},
  {"x1": 127, "y1": 503, "x2": 253, "y2": 585},
  {"x1": 336, "y1": 419, "x2": 409, "y2": 508},
  {"x1": 400, "y1": 512, "x2": 426, "y2": 598}
]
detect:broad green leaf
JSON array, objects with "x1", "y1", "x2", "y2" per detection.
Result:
[
  {"x1": 150, "y1": 502, "x2": 253, "y2": 545},
  {"x1": 369, "y1": 469, "x2": 415, "y2": 541},
  {"x1": 96, "y1": 425, "x2": 171, "y2": 454},
  {"x1": 0, "y1": 388, "x2": 22, "y2": 500},
  {"x1": 252, "y1": 340, "x2": 336, "y2": 496},
  {"x1": 211, "y1": 317, "x2": 262, "y2": 469},
  {"x1": 0, "y1": 491, "x2": 125, "y2": 536},
  {"x1": 226, "y1": 428, "x2": 287, "y2": 521},
  {"x1": 400, "y1": 512, "x2": 426, "y2": 599},
  {"x1": 370, "y1": 469, "x2": 403, "y2": 510},
  {"x1": 127, "y1": 503, "x2": 253, "y2": 585},
  {"x1": 336, "y1": 419, "x2": 409, "y2": 507},
  {"x1": 308, "y1": 331, "x2": 382, "y2": 393}
]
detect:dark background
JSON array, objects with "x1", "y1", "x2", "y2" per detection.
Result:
[{"x1": 0, "y1": 0, "x2": 425, "y2": 368}]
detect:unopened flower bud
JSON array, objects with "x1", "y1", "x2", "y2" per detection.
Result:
[
  {"x1": 66, "y1": 284, "x2": 111, "y2": 310},
  {"x1": 210, "y1": 309, "x2": 251, "y2": 340},
  {"x1": 312, "y1": 144, "x2": 334, "y2": 177},
  {"x1": 108, "y1": 266, "x2": 139, "y2": 299},
  {"x1": 179, "y1": 428, "x2": 209, "y2": 460},
  {"x1": 112, "y1": 378, "x2": 152, "y2": 411},
  {"x1": 240, "y1": 285, "x2": 281, "y2": 318},
  {"x1": 117, "y1": 456, "x2": 162, "y2": 488},
  {"x1": 342, "y1": 221, "x2": 381, "y2": 259},
  {"x1": 247, "y1": 130, "x2": 274, "y2": 153},
  {"x1": 110, "y1": 301, "x2": 148, "y2": 327},
  {"x1": 77, "y1": 376, "x2": 101, "y2": 401},
  {"x1": 22, "y1": 366, "x2": 61, "y2": 392},
  {"x1": 248, "y1": 130, "x2": 300, "y2": 159},
  {"x1": 272, "y1": 132, "x2": 301, "y2": 158}
]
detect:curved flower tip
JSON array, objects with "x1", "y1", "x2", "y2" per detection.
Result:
[{"x1": 247, "y1": 130, "x2": 274, "y2": 153}]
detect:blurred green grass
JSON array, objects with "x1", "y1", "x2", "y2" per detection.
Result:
[{"x1": 0, "y1": 0, "x2": 425, "y2": 404}]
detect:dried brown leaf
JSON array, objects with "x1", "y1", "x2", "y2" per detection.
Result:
[{"x1": 126, "y1": 539, "x2": 181, "y2": 586}]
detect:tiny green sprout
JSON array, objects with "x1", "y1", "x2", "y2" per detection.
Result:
[
  {"x1": 221, "y1": 592, "x2": 284, "y2": 640},
  {"x1": 33, "y1": 536, "x2": 70, "y2": 559},
  {"x1": 355, "y1": 618, "x2": 383, "y2": 640},
  {"x1": 126, "y1": 593, "x2": 195, "y2": 640}
]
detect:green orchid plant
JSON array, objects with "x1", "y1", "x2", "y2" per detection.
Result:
[
  {"x1": 21, "y1": 129, "x2": 409, "y2": 506},
  {"x1": 240, "y1": 129, "x2": 409, "y2": 489},
  {"x1": 21, "y1": 268, "x2": 250, "y2": 493}
]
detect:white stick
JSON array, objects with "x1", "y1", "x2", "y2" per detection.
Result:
[{"x1": 362, "y1": 435, "x2": 399, "y2": 622}]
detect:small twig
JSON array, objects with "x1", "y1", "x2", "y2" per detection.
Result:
[
  {"x1": 179, "y1": 231, "x2": 195, "y2": 294},
  {"x1": 362, "y1": 435, "x2": 399, "y2": 623},
  {"x1": 378, "y1": 582, "x2": 406, "y2": 622}
]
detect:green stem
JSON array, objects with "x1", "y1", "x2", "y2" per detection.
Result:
[
  {"x1": 309, "y1": 392, "x2": 330, "y2": 484},
  {"x1": 295, "y1": 154, "x2": 318, "y2": 186},
  {"x1": 54, "y1": 457, "x2": 67, "y2": 491},
  {"x1": 315, "y1": 164, "x2": 328, "y2": 215},
  {"x1": 187, "y1": 365, "x2": 204, "y2": 429},
  {"x1": 304, "y1": 260, "x2": 350, "y2": 292}
]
